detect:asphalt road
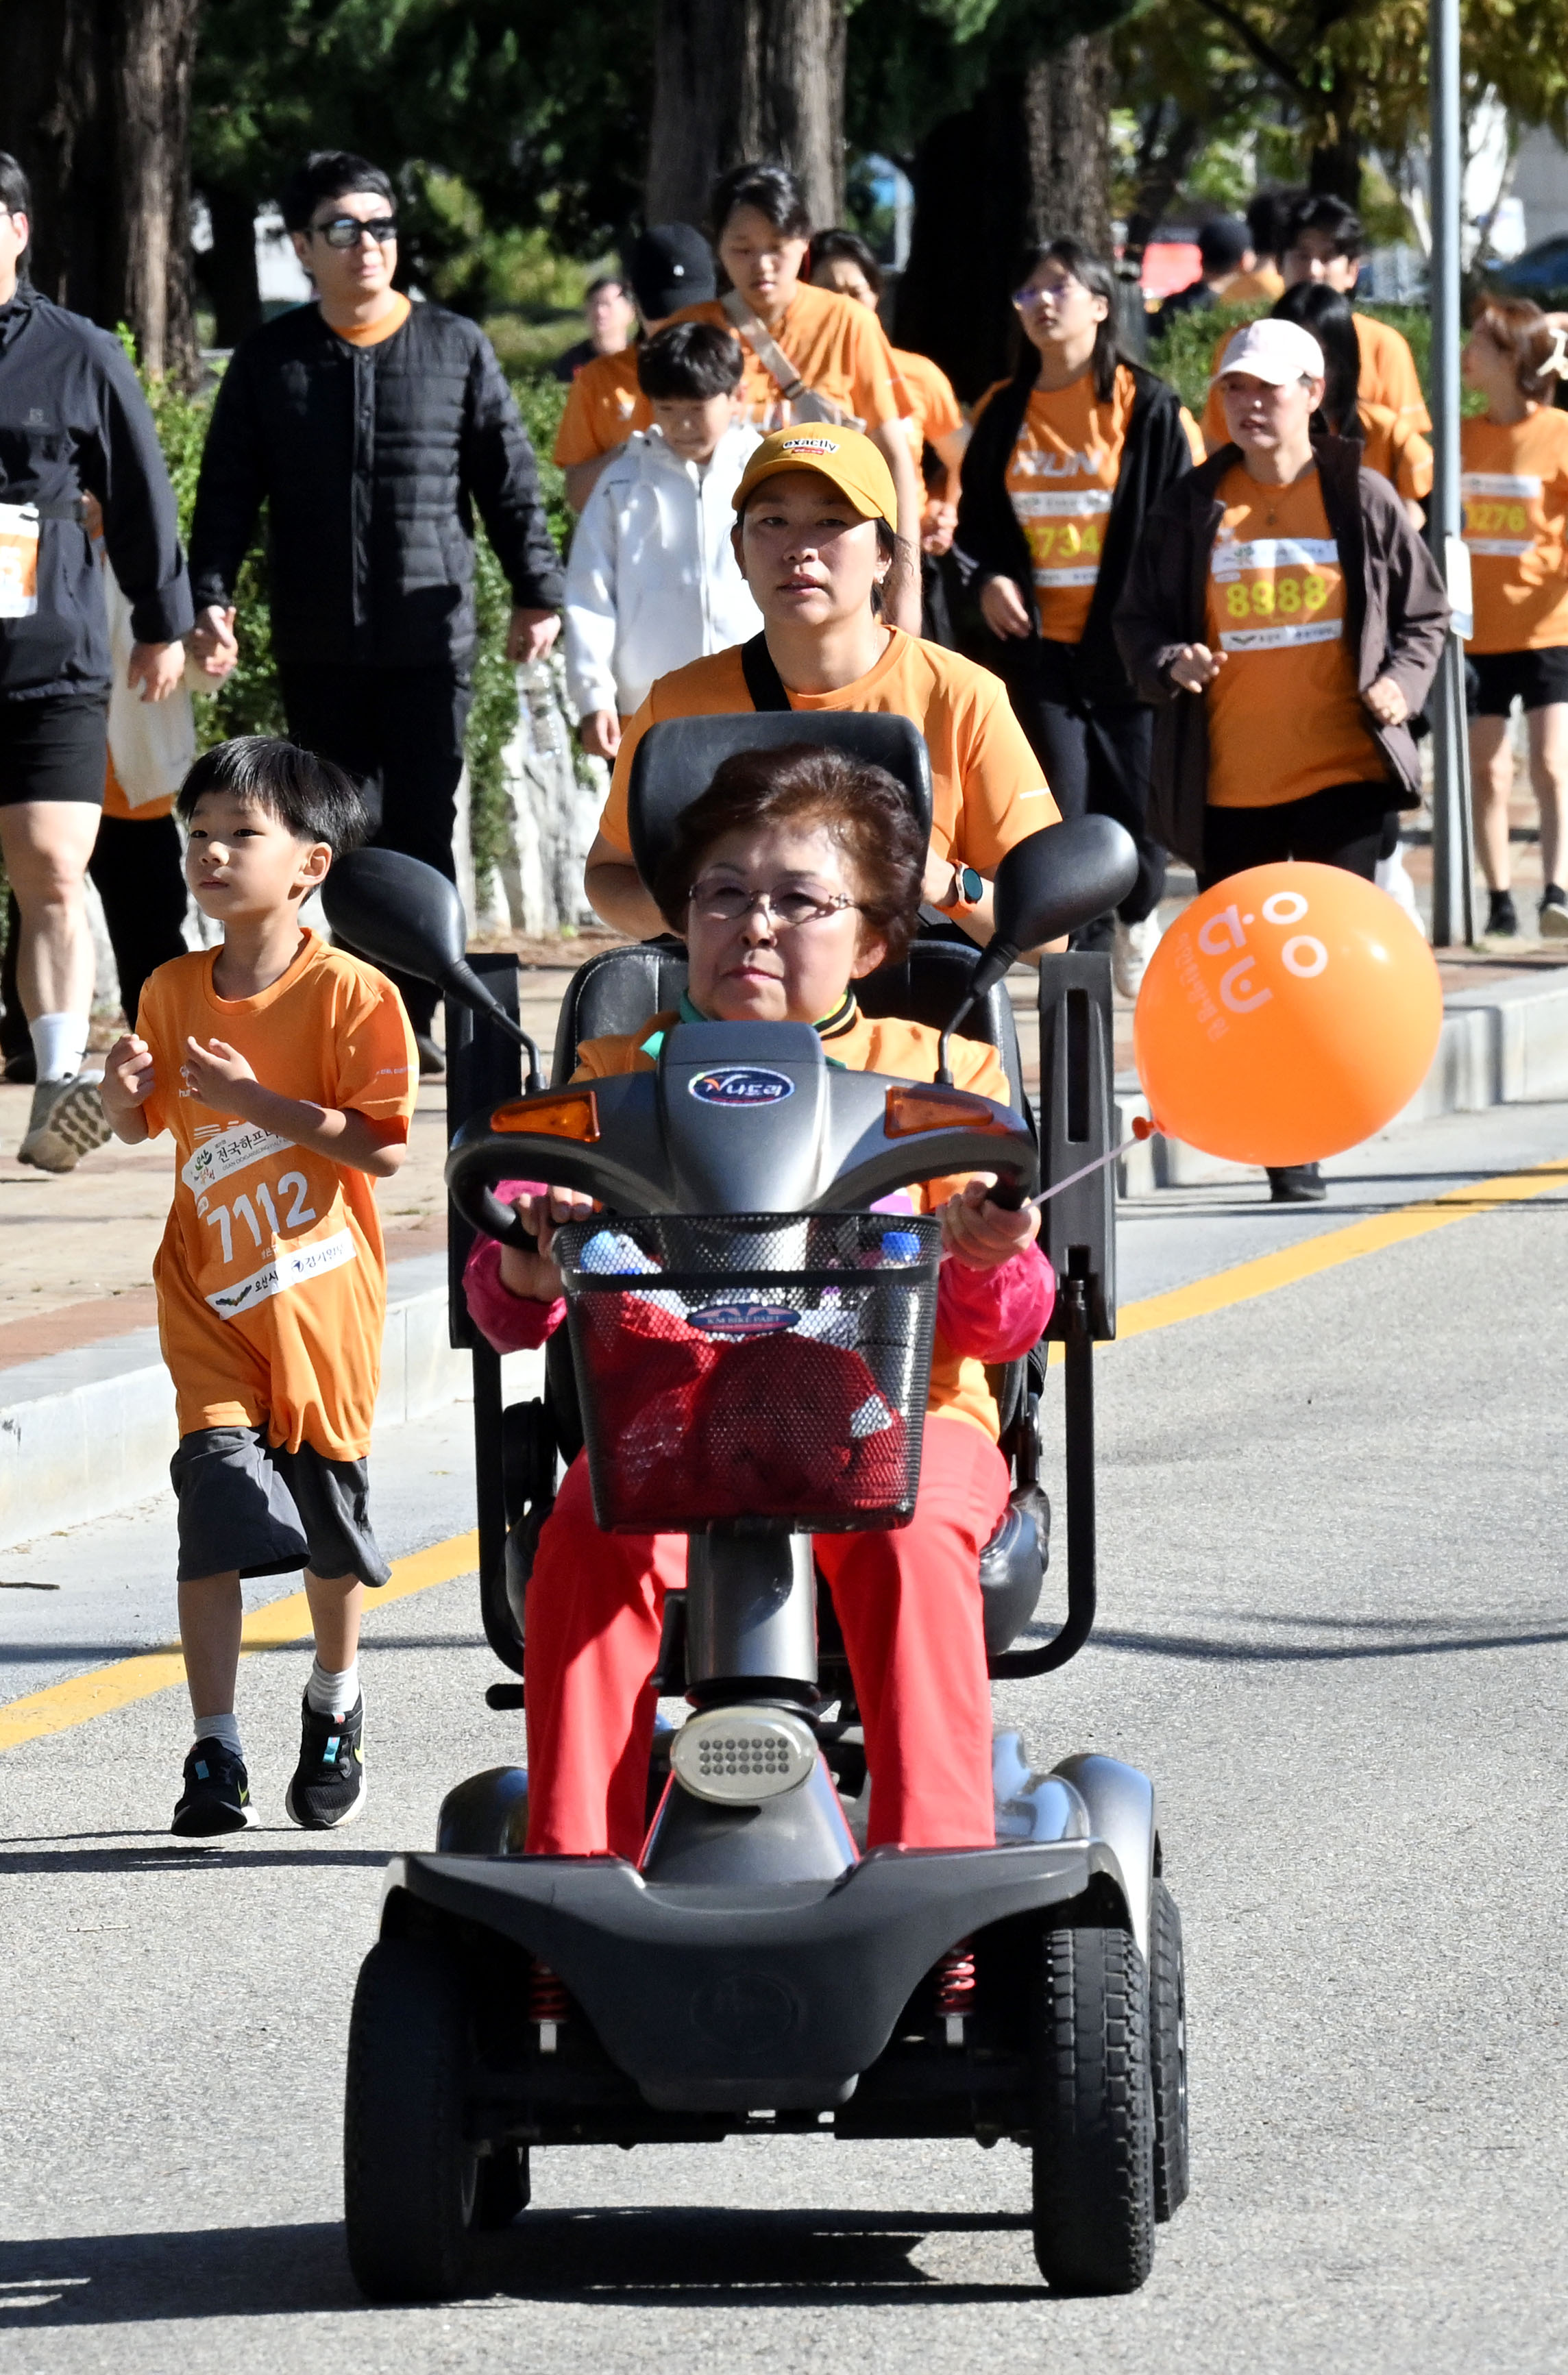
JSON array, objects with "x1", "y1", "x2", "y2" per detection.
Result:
[{"x1": 3, "y1": 1097, "x2": 1567, "y2": 2371}]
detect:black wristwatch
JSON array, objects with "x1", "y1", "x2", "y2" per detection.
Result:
[{"x1": 937, "y1": 863, "x2": 984, "y2": 915}]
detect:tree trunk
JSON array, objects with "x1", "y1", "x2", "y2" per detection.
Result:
[
  {"x1": 647, "y1": 0, "x2": 844, "y2": 232},
  {"x1": 199, "y1": 184, "x2": 263, "y2": 350},
  {"x1": 1308, "y1": 134, "x2": 1362, "y2": 207},
  {"x1": 0, "y1": 0, "x2": 200, "y2": 382},
  {"x1": 1022, "y1": 32, "x2": 1114, "y2": 253},
  {"x1": 895, "y1": 84, "x2": 1030, "y2": 401}
]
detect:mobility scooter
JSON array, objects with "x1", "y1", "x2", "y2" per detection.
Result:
[{"x1": 325, "y1": 713, "x2": 1190, "y2": 2304}]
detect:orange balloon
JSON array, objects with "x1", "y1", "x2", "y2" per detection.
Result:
[{"x1": 1133, "y1": 863, "x2": 1443, "y2": 1167}]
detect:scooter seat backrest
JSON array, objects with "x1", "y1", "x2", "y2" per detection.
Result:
[
  {"x1": 552, "y1": 934, "x2": 1027, "y2": 1106},
  {"x1": 626, "y1": 712, "x2": 933, "y2": 889}
]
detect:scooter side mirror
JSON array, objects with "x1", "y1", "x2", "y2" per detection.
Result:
[
  {"x1": 321, "y1": 847, "x2": 543, "y2": 1086},
  {"x1": 935, "y1": 817, "x2": 1139, "y2": 1084}
]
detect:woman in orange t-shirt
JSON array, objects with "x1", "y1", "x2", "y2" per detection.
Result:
[
  {"x1": 1459, "y1": 297, "x2": 1568, "y2": 941},
  {"x1": 662, "y1": 164, "x2": 923, "y2": 634},
  {"x1": 955, "y1": 238, "x2": 1203, "y2": 999},
  {"x1": 809, "y1": 228, "x2": 969, "y2": 645}
]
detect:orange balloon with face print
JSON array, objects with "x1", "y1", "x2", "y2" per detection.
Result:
[{"x1": 1132, "y1": 863, "x2": 1443, "y2": 1166}]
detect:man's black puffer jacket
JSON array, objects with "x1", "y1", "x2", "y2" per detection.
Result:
[
  {"x1": 189, "y1": 300, "x2": 565, "y2": 670},
  {"x1": 0, "y1": 285, "x2": 192, "y2": 701}
]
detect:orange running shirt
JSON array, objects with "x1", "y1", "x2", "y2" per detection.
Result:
[
  {"x1": 602, "y1": 630, "x2": 1059, "y2": 871},
  {"x1": 138, "y1": 932, "x2": 419, "y2": 1460},
  {"x1": 1203, "y1": 465, "x2": 1385, "y2": 809},
  {"x1": 1203, "y1": 311, "x2": 1430, "y2": 448},
  {"x1": 1460, "y1": 409, "x2": 1568, "y2": 654},
  {"x1": 552, "y1": 347, "x2": 650, "y2": 467},
  {"x1": 574, "y1": 1009, "x2": 1014, "y2": 1439},
  {"x1": 1358, "y1": 400, "x2": 1432, "y2": 504},
  {"x1": 893, "y1": 345, "x2": 964, "y2": 503},
  {"x1": 666, "y1": 284, "x2": 909, "y2": 433},
  {"x1": 101, "y1": 747, "x2": 173, "y2": 821}
]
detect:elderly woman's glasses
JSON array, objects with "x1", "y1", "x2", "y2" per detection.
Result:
[{"x1": 688, "y1": 880, "x2": 861, "y2": 928}]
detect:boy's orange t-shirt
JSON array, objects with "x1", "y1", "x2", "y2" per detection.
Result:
[
  {"x1": 1202, "y1": 464, "x2": 1386, "y2": 810},
  {"x1": 977, "y1": 364, "x2": 1203, "y2": 644},
  {"x1": 574, "y1": 1008, "x2": 1014, "y2": 1439},
  {"x1": 1203, "y1": 312, "x2": 1430, "y2": 448},
  {"x1": 666, "y1": 283, "x2": 909, "y2": 433},
  {"x1": 1460, "y1": 409, "x2": 1568, "y2": 653},
  {"x1": 601, "y1": 629, "x2": 1059, "y2": 873},
  {"x1": 552, "y1": 348, "x2": 650, "y2": 467},
  {"x1": 138, "y1": 931, "x2": 419, "y2": 1461}
]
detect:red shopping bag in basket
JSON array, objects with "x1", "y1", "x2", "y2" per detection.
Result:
[
  {"x1": 588, "y1": 1289, "x2": 719, "y2": 1516},
  {"x1": 696, "y1": 1330, "x2": 909, "y2": 1516}
]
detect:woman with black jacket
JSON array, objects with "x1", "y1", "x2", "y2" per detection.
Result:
[{"x1": 956, "y1": 237, "x2": 1203, "y2": 995}]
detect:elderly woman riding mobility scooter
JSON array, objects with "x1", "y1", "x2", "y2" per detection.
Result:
[{"x1": 324, "y1": 717, "x2": 1190, "y2": 2304}]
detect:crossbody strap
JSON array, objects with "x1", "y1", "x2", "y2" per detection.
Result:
[
  {"x1": 722, "y1": 288, "x2": 810, "y2": 402},
  {"x1": 739, "y1": 631, "x2": 793, "y2": 711}
]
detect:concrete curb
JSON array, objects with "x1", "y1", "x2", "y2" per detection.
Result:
[
  {"x1": 1115, "y1": 965, "x2": 1568, "y2": 1192},
  {"x1": 0, "y1": 1254, "x2": 475, "y2": 1554}
]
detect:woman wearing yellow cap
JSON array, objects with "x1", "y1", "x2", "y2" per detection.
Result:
[{"x1": 583, "y1": 422, "x2": 1059, "y2": 947}]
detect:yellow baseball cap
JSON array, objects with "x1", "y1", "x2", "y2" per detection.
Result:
[{"x1": 733, "y1": 423, "x2": 898, "y2": 531}]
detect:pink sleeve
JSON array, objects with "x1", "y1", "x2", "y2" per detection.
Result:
[
  {"x1": 935, "y1": 1239, "x2": 1055, "y2": 1362},
  {"x1": 461, "y1": 1178, "x2": 567, "y2": 1355}
]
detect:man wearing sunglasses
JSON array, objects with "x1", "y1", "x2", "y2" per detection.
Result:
[{"x1": 188, "y1": 151, "x2": 564, "y2": 1073}]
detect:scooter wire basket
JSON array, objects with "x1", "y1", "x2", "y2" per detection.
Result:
[{"x1": 552, "y1": 1212, "x2": 944, "y2": 1534}]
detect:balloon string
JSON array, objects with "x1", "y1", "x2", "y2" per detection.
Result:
[{"x1": 936, "y1": 1117, "x2": 1160, "y2": 1263}]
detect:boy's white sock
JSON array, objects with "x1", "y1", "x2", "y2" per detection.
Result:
[
  {"x1": 306, "y1": 1657, "x2": 360, "y2": 1718},
  {"x1": 195, "y1": 1711, "x2": 243, "y2": 1758},
  {"x1": 29, "y1": 1012, "x2": 89, "y2": 1084}
]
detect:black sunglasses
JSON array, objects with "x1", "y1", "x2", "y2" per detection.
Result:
[{"x1": 312, "y1": 215, "x2": 397, "y2": 249}]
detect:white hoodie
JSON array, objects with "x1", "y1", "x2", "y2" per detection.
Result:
[{"x1": 563, "y1": 420, "x2": 763, "y2": 720}]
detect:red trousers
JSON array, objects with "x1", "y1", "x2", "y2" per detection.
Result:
[{"x1": 524, "y1": 1413, "x2": 1009, "y2": 1858}]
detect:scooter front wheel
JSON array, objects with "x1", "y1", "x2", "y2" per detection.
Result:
[
  {"x1": 344, "y1": 1935, "x2": 508, "y2": 2301},
  {"x1": 1029, "y1": 1923, "x2": 1156, "y2": 2294}
]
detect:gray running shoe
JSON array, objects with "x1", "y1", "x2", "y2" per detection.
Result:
[{"x1": 16, "y1": 1072, "x2": 113, "y2": 1173}]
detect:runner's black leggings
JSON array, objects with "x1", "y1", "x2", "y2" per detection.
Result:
[
  {"x1": 1195, "y1": 781, "x2": 1396, "y2": 893},
  {"x1": 1001, "y1": 638, "x2": 1165, "y2": 926}
]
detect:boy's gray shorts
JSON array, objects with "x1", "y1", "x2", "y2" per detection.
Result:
[{"x1": 171, "y1": 1426, "x2": 391, "y2": 1590}]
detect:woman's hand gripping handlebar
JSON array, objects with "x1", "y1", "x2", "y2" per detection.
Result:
[{"x1": 495, "y1": 1186, "x2": 598, "y2": 1302}]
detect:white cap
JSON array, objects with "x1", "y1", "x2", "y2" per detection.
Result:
[{"x1": 1214, "y1": 318, "x2": 1325, "y2": 386}]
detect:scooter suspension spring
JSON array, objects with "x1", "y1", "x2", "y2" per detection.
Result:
[
  {"x1": 528, "y1": 1958, "x2": 569, "y2": 2053},
  {"x1": 935, "y1": 1939, "x2": 977, "y2": 2046}
]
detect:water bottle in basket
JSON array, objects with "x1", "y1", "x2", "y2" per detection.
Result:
[{"x1": 553, "y1": 1213, "x2": 944, "y2": 1533}]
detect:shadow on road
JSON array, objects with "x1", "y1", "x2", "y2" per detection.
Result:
[
  {"x1": 0, "y1": 1838, "x2": 392, "y2": 1875},
  {"x1": 0, "y1": 2206, "x2": 1042, "y2": 2324}
]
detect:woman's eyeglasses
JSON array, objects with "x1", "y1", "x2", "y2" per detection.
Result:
[
  {"x1": 688, "y1": 881, "x2": 860, "y2": 928},
  {"x1": 313, "y1": 215, "x2": 398, "y2": 249}
]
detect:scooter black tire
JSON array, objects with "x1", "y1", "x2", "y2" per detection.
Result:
[
  {"x1": 1148, "y1": 1878, "x2": 1190, "y2": 2221},
  {"x1": 1029, "y1": 1924, "x2": 1156, "y2": 2295},
  {"x1": 344, "y1": 1935, "x2": 480, "y2": 2302}
]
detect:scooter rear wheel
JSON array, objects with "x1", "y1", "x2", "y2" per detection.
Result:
[
  {"x1": 1029, "y1": 1923, "x2": 1156, "y2": 2294},
  {"x1": 344, "y1": 1935, "x2": 492, "y2": 2302},
  {"x1": 1148, "y1": 1878, "x2": 1190, "y2": 2221}
]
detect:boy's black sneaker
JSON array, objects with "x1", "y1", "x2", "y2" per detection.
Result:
[
  {"x1": 171, "y1": 1738, "x2": 254, "y2": 1838},
  {"x1": 285, "y1": 1691, "x2": 365, "y2": 1829},
  {"x1": 1267, "y1": 1162, "x2": 1327, "y2": 1204},
  {"x1": 1486, "y1": 890, "x2": 1519, "y2": 938}
]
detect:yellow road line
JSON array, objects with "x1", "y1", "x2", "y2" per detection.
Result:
[
  {"x1": 0, "y1": 1530, "x2": 477, "y2": 1755},
  {"x1": 1115, "y1": 1157, "x2": 1568, "y2": 1343},
  {"x1": 5, "y1": 1150, "x2": 1568, "y2": 1754}
]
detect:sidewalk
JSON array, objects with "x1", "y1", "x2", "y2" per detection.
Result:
[{"x1": 4, "y1": 916, "x2": 1567, "y2": 1547}]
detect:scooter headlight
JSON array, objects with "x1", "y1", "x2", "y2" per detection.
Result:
[{"x1": 671, "y1": 1707, "x2": 818, "y2": 1804}]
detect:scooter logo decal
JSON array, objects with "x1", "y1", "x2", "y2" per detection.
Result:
[
  {"x1": 688, "y1": 1065, "x2": 795, "y2": 1108},
  {"x1": 688, "y1": 1301, "x2": 801, "y2": 1337}
]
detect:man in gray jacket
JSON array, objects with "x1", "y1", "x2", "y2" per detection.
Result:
[{"x1": 188, "y1": 151, "x2": 564, "y2": 1071}]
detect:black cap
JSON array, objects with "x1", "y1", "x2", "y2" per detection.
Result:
[
  {"x1": 628, "y1": 223, "x2": 715, "y2": 322},
  {"x1": 1197, "y1": 217, "x2": 1250, "y2": 272}
]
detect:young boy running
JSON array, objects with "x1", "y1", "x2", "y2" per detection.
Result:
[{"x1": 99, "y1": 736, "x2": 419, "y2": 1838}]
